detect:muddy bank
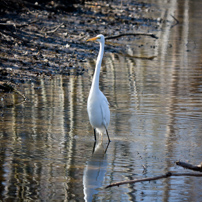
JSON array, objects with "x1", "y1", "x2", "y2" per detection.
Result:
[{"x1": 0, "y1": 0, "x2": 161, "y2": 86}]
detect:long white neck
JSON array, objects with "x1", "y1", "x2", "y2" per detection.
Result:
[{"x1": 90, "y1": 41, "x2": 104, "y2": 92}]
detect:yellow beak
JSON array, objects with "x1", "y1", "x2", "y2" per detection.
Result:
[{"x1": 86, "y1": 37, "x2": 98, "y2": 42}]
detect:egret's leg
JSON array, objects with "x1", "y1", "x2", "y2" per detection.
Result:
[
  {"x1": 92, "y1": 141, "x2": 96, "y2": 154},
  {"x1": 104, "y1": 141, "x2": 110, "y2": 153},
  {"x1": 94, "y1": 128, "x2": 97, "y2": 142},
  {"x1": 106, "y1": 129, "x2": 111, "y2": 142}
]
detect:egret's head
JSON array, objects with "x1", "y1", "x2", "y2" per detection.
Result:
[{"x1": 87, "y1": 34, "x2": 105, "y2": 43}]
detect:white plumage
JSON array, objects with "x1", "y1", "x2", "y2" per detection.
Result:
[{"x1": 87, "y1": 34, "x2": 110, "y2": 142}]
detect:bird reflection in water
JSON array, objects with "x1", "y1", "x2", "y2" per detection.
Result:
[{"x1": 83, "y1": 141, "x2": 109, "y2": 202}]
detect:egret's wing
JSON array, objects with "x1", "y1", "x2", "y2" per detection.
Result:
[
  {"x1": 100, "y1": 91, "x2": 109, "y2": 106},
  {"x1": 100, "y1": 93, "x2": 110, "y2": 129}
]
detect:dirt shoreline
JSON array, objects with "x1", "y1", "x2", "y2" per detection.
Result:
[{"x1": 0, "y1": 1, "x2": 160, "y2": 86}]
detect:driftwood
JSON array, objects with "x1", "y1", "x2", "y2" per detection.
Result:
[
  {"x1": 105, "y1": 172, "x2": 202, "y2": 188},
  {"x1": 105, "y1": 33, "x2": 158, "y2": 40},
  {"x1": 176, "y1": 161, "x2": 202, "y2": 172}
]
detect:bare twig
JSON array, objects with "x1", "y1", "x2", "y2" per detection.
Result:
[
  {"x1": 105, "y1": 172, "x2": 202, "y2": 188},
  {"x1": 0, "y1": 22, "x2": 16, "y2": 27},
  {"x1": 105, "y1": 33, "x2": 158, "y2": 40},
  {"x1": 176, "y1": 161, "x2": 202, "y2": 172},
  {"x1": 46, "y1": 23, "x2": 64, "y2": 34}
]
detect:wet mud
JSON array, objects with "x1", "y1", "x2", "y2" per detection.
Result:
[{"x1": 0, "y1": 0, "x2": 162, "y2": 85}]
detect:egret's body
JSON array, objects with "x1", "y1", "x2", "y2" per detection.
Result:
[{"x1": 87, "y1": 34, "x2": 110, "y2": 142}]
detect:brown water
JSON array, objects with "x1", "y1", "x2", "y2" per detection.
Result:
[{"x1": 1, "y1": 0, "x2": 202, "y2": 201}]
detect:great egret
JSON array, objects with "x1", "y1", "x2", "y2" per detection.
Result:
[{"x1": 87, "y1": 34, "x2": 111, "y2": 142}]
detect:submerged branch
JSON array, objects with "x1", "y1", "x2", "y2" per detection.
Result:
[
  {"x1": 105, "y1": 172, "x2": 202, "y2": 188},
  {"x1": 176, "y1": 161, "x2": 202, "y2": 172},
  {"x1": 105, "y1": 33, "x2": 158, "y2": 40}
]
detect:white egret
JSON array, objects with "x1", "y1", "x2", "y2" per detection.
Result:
[{"x1": 87, "y1": 34, "x2": 110, "y2": 142}]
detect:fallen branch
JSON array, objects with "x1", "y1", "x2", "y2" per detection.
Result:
[
  {"x1": 105, "y1": 33, "x2": 158, "y2": 40},
  {"x1": 176, "y1": 161, "x2": 202, "y2": 172},
  {"x1": 0, "y1": 22, "x2": 16, "y2": 27},
  {"x1": 105, "y1": 172, "x2": 202, "y2": 188},
  {"x1": 46, "y1": 23, "x2": 64, "y2": 34}
]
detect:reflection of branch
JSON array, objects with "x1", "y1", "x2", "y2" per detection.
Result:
[
  {"x1": 0, "y1": 99, "x2": 26, "y2": 109},
  {"x1": 105, "y1": 33, "x2": 158, "y2": 40},
  {"x1": 170, "y1": 15, "x2": 179, "y2": 28},
  {"x1": 105, "y1": 172, "x2": 202, "y2": 188},
  {"x1": 120, "y1": 53, "x2": 156, "y2": 60},
  {"x1": 176, "y1": 161, "x2": 202, "y2": 172},
  {"x1": 0, "y1": 82, "x2": 26, "y2": 100}
]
